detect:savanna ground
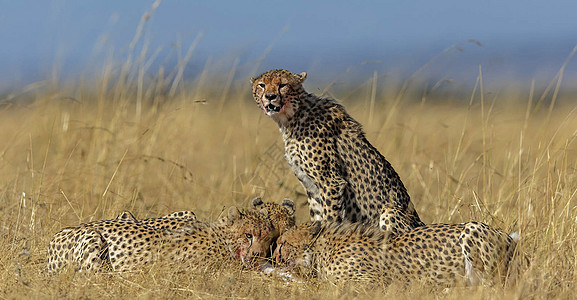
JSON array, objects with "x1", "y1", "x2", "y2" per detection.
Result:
[{"x1": 1, "y1": 61, "x2": 576, "y2": 299}]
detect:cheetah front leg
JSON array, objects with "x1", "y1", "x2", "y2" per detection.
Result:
[
  {"x1": 317, "y1": 177, "x2": 347, "y2": 223},
  {"x1": 378, "y1": 207, "x2": 413, "y2": 236},
  {"x1": 286, "y1": 142, "x2": 348, "y2": 223},
  {"x1": 303, "y1": 177, "x2": 347, "y2": 223}
]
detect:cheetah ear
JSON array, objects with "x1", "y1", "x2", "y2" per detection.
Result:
[
  {"x1": 116, "y1": 211, "x2": 137, "y2": 222},
  {"x1": 227, "y1": 206, "x2": 242, "y2": 224},
  {"x1": 297, "y1": 72, "x2": 307, "y2": 83},
  {"x1": 250, "y1": 197, "x2": 264, "y2": 209},
  {"x1": 281, "y1": 198, "x2": 296, "y2": 215},
  {"x1": 250, "y1": 77, "x2": 256, "y2": 84}
]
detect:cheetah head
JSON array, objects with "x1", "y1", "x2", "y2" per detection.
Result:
[
  {"x1": 223, "y1": 206, "x2": 275, "y2": 266},
  {"x1": 250, "y1": 69, "x2": 307, "y2": 126},
  {"x1": 250, "y1": 197, "x2": 296, "y2": 236},
  {"x1": 273, "y1": 221, "x2": 322, "y2": 269}
]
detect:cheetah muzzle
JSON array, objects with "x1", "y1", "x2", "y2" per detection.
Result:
[
  {"x1": 261, "y1": 92, "x2": 284, "y2": 115},
  {"x1": 265, "y1": 101, "x2": 282, "y2": 114}
]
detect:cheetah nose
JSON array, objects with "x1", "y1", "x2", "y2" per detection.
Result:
[{"x1": 265, "y1": 93, "x2": 277, "y2": 100}]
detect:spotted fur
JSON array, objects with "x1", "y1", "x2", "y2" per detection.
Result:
[
  {"x1": 250, "y1": 197, "x2": 296, "y2": 236},
  {"x1": 47, "y1": 207, "x2": 274, "y2": 273},
  {"x1": 273, "y1": 220, "x2": 523, "y2": 286}
]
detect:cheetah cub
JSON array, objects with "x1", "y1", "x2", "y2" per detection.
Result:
[
  {"x1": 273, "y1": 219, "x2": 524, "y2": 286},
  {"x1": 251, "y1": 69, "x2": 423, "y2": 231}
]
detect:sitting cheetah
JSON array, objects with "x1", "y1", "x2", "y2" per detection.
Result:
[
  {"x1": 251, "y1": 69, "x2": 423, "y2": 231},
  {"x1": 47, "y1": 206, "x2": 274, "y2": 273},
  {"x1": 273, "y1": 220, "x2": 523, "y2": 286}
]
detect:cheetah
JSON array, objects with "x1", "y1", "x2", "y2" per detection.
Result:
[
  {"x1": 273, "y1": 220, "x2": 523, "y2": 286},
  {"x1": 251, "y1": 69, "x2": 423, "y2": 231},
  {"x1": 47, "y1": 206, "x2": 274, "y2": 273}
]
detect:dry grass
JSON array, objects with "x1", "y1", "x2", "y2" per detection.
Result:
[{"x1": 1, "y1": 59, "x2": 576, "y2": 299}]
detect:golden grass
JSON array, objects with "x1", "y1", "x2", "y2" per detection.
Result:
[{"x1": 1, "y1": 65, "x2": 576, "y2": 299}]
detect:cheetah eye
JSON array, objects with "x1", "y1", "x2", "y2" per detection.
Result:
[
  {"x1": 245, "y1": 233, "x2": 253, "y2": 239},
  {"x1": 278, "y1": 83, "x2": 287, "y2": 89},
  {"x1": 258, "y1": 83, "x2": 265, "y2": 88}
]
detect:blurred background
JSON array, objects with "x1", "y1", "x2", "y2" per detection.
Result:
[
  {"x1": 1, "y1": 3, "x2": 577, "y2": 298},
  {"x1": 1, "y1": 0, "x2": 576, "y2": 94}
]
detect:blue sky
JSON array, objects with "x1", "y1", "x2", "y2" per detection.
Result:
[{"x1": 1, "y1": 0, "x2": 576, "y2": 91}]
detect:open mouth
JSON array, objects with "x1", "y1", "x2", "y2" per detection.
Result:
[
  {"x1": 265, "y1": 103, "x2": 282, "y2": 113},
  {"x1": 262, "y1": 257, "x2": 295, "y2": 271},
  {"x1": 241, "y1": 256, "x2": 253, "y2": 267},
  {"x1": 274, "y1": 255, "x2": 296, "y2": 270}
]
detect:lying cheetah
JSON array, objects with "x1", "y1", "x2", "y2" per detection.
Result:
[
  {"x1": 273, "y1": 220, "x2": 523, "y2": 286},
  {"x1": 251, "y1": 69, "x2": 423, "y2": 231},
  {"x1": 47, "y1": 207, "x2": 274, "y2": 273}
]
